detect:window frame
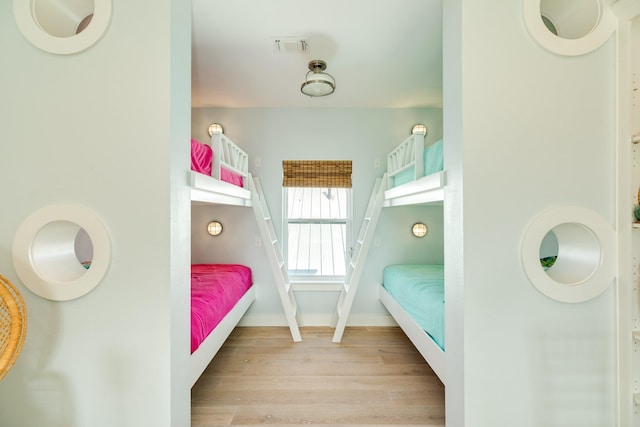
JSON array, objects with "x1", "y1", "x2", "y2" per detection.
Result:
[{"x1": 282, "y1": 186, "x2": 353, "y2": 283}]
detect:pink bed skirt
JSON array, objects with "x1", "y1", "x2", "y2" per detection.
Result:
[
  {"x1": 191, "y1": 264, "x2": 253, "y2": 353},
  {"x1": 191, "y1": 138, "x2": 244, "y2": 187}
]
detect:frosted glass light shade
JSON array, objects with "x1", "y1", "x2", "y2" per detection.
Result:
[
  {"x1": 208, "y1": 123, "x2": 224, "y2": 136},
  {"x1": 301, "y1": 76, "x2": 335, "y2": 97},
  {"x1": 412, "y1": 223, "x2": 428, "y2": 237},
  {"x1": 412, "y1": 124, "x2": 427, "y2": 135},
  {"x1": 207, "y1": 221, "x2": 223, "y2": 236}
]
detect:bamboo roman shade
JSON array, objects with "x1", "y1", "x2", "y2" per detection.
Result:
[{"x1": 282, "y1": 160, "x2": 352, "y2": 188}]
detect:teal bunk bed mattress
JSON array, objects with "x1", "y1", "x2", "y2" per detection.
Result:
[
  {"x1": 392, "y1": 139, "x2": 443, "y2": 187},
  {"x1": 382, "y1": 264, "x2": 444, "y2": 350}
]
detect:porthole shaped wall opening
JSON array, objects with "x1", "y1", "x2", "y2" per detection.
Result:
[
  {"x1": 538, "y1": 223, "x2": 600, "y2": 285},
  {"x1": 31, "y1": 221, "x2": 95, "y2": 282},
  {"x1": 12, "y1": 204, "x2": 111, "y2": 301},
  {"x1": 523, "y1": 0, "x2": 615, "y2": 56},
  {"x1": 521, "y1": 206, "x2": 615, "y2": 303},
  {"x1": 13, "y1": 0, "x2": 112, "y2": 54}
]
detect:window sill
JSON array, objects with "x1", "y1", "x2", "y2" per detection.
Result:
[{"x1": 291, "y1": 280, "x2": 344, "y2": 291}]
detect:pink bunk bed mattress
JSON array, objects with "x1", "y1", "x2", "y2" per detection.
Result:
[
  {"x1": 191, "y1": 264, "x2": 253, "y2": 353},
  {"x1": 190, "y1": 138, "x2": 244, "y2": 187}
]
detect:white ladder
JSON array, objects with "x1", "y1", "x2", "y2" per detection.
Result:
[
  {"x1": 332, "y1": 175, "x2": 387, "y2": 342},
  {"x1": 248, "y1": 175, "x2": 302, "y2": 342}
]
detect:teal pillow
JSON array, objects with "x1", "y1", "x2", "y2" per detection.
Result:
[{"x1": 424, "y1": 139, "x2": 443, "y2": 175}]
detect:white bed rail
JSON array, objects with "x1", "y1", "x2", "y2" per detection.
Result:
[
  {"x1": 211, "y1": 133, "x2": 249, "y2": 188},
  {"x1": 386, "y1": 133, "x2": 425, "y2": 189}
]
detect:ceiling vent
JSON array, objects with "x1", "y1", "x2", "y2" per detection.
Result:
[{"x1": 272, "y1": 37, "x2": 309, "y2": 53}]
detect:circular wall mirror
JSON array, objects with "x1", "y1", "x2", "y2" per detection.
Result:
[{"x1": 523, "y1": 0, "x2": 615, "y2": 56}]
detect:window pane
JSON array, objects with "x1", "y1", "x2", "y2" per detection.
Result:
[
  {"x1": 287, "y1": 223, "x2": 346, "y2": 276},
  {"x1": 287, "y1": 188, "x2": 348, "y2": 220}
]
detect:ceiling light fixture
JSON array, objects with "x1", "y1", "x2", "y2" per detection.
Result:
[{"x1": 301, "y1": 60, "x2": 336, "y2": 97}]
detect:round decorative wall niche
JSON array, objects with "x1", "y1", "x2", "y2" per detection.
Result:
[
  {"x1": 13, "y1": 0, "x2": 112, "y2": 54},
  {"x1": 523, "y1": 0, "x2": 615, "y2": 56},
  {"x1": 12, "y1": 204, "x2": 111, "y2": 301},
  {"x1": 521, "y1": 206, "x2": 615, "y2": 303}
]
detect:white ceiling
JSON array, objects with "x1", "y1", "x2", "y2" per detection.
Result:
[{"x1": 191, "y1": 0, "x2": 443, "y2": 109}]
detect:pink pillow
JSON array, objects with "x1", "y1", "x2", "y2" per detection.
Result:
[{"x1": 190, "y1": 139, "x2": 212, "y2": 176}]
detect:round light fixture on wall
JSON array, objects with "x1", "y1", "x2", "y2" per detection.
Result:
[
  {"x1": 412, "y1": 223, "x2": 428, "y2": 238},
  {"x1": 411, "y1": 124, "x2": 427, "y2": 136},
  {"x1": 207, "y1": 123, "x2": 224, "y2": 137},
  {"x1": 207, "y1": 221, "x2": 223, "y2": 236}
]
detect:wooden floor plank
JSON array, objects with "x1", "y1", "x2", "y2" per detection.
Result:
[
  {"x1": 230, "y1": 403, "x2": 445, "y2": 426},
  {"x1": 191, "y1": 326, "x2": 445, "y2": 426},
  {"x1": 195, "y1": 375, "x2": 443, "y2": 392}
]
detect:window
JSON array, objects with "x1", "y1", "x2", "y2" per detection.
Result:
[
  {"x1": 282, "y1": 160, "x2": 352, "y2": 280},
  {"x1": 285, "y1": 187, "x2": 351, "y2": 278}
]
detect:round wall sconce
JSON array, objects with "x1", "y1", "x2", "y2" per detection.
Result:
[
  {"x1": 411, "y1": 124, "x2": 427, "y2": 136},
  {"x1": 207, "y1": 221, "x2": 223, "y2": 236},
  {"x1": 207, "y1": 123, "x2": 224, "y2": 137},
  {"x1": 412, "y1": 223, "x2": 428, "y2": 238}
]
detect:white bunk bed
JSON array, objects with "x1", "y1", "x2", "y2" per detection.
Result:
[
  {"x1": 378, "y1": 131, "x2": 447, "y2": 385},
  {"x1": 190, "y1": 282, "x2": 255, "y2": 387},
  {"x1": 188, "y1": 131, "x2": 256, "y2": 387},
  {"x1": 189, "y1": 131, "x2": 252, "y2": 207},
  {"x1": 379, "y1": 280, "x2": 445, "y2": 384},
  {"x1": 383, "y1": 132, "x2": 445, "y2": 207}
]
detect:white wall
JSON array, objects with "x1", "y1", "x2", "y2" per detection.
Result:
[
  {"x1": 191, "y1": 108, "x2": 444, "y2": 326},
  {"x1": 0, "y1": 1, "x2": 191, "y2": 426},
  {"x1": 443, "y1": 1, "x2": 616, "y2": 426}
]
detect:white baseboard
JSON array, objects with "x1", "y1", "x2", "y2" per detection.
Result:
[
  {"x1": 343, "y1": 314, "x2": 398, "y2": 327},
  {"x1": 238, "y1": 313, "x2": 397, "y2": 328}
]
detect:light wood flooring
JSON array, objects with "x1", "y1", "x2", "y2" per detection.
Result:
[{"x1": 191, "y1": 326, "x2": 445, "y2": 426}]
